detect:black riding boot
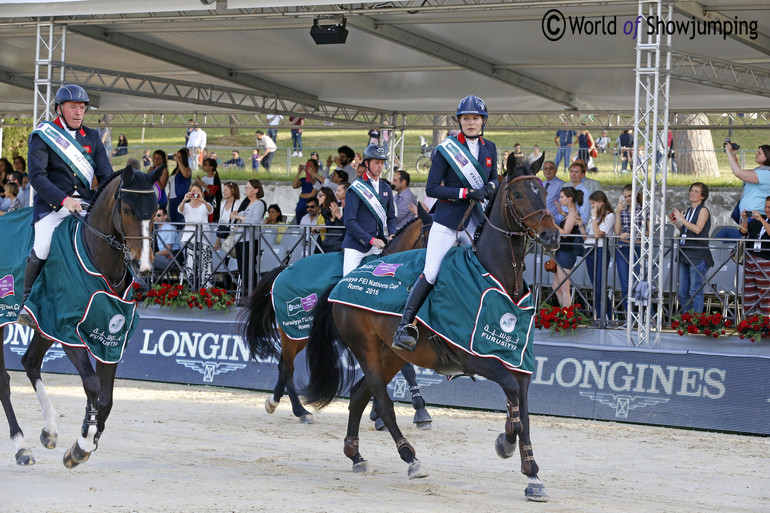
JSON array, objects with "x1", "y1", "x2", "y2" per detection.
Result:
[
  {"x1": 17, "y1": 251, "x2": 46, "y2": 327},
  {"x1": 392, "y1": 275, "x2": 433, "y2": 352}
]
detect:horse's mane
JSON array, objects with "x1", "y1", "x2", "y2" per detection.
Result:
[
  {"x1": 382, "y1": 216, "x2": 422, "y2": 251},
  {"x1": 86, "y1": 171, "x2": 123, "y2": 214}
]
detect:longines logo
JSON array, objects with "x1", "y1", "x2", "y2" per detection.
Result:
[
  {"x1": 387, "y1": 373, "x2": 443, "y2": 400},
  {"x1": 139, "y1": 328, "x2": 277, "y2": 382},
  {"x1": 532, "y1": 356, "x2": 726, "y2": 417},
  {"x1": 4, "y1": 324, "x2": 66, "y2": 364}
]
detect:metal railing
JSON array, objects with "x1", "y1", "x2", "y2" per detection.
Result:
[
  {"x1": 526, "y1": 232, "x2": 766, "y2": 330},
  {"x1": 148, "y1": 222, "x2": 345, "y2": 298}
]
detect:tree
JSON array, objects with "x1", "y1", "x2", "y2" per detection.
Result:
[
  {"x1": 1, "y1": 119, "x2": 33, "y2": 161},
  {"x1": 672, "y1": 113, "x2": 719, "y2": 176}
]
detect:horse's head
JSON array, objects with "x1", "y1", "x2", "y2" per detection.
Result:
[
  {"x1": 111, "y1": 165, "x2": 163, "y2": 272},
  {"x1": 494, "y1": 153, "x2": 559, "y2": 251}
]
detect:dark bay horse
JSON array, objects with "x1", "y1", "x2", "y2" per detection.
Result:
[
  {"x1": 240, "y1": 207, "x2": 433, "y2": 425},
  {"x1": 0, "y1": 165, "x2": 161, "y2": 466},
  {"x1": 304, "y1": 155, "x2": 559, "y2": 501}
]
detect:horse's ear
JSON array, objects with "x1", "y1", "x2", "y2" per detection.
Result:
[
  {"x1": 530, "y1": 153, "x2": 546, "y2": 175},
  {"x1": 121, "y1": 164, "x2": 135, "y2": 185},
  {"x1": 506, "y1": 153, "x2": 518, "y2": 179},
  {"x1": 148, "y1": 165, "x2": 164, "y2": 184},
  {"x1": 417, "y1": 201, "x2": 432, "y2": 224}
]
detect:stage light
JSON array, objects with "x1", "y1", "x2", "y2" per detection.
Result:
[{"x1": 310, "y1": 18, "x2": 348, "y2": 45}]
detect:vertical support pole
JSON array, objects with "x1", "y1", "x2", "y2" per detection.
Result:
[
  {"x1": 33, "y1": 23, "x2": 66, "y2": 127},
  {"x1": 628, "y1": 0, "x2": 672, "y2": 347}
]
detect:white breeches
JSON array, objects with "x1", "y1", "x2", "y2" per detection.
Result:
[
  {"x1": 33, "y1": 203, "x2": 87, "y2": 259},
  {"x1": 343, "y1": 246, "x2": 382, "y2": 276},
  {"x1": 422, "y1": 219, "x2": 477, "y2": 284}
]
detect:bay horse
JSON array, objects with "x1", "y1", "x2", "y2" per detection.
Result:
[
  {"x1": 0, "y1": 164, "x2": 161, "y2": 467},
  {"x1": 304, "y1": 155, "x2": 560, "y2": 501},
  {"x1": 240, "y1": 206, "x2": 433, "y2": 425}
]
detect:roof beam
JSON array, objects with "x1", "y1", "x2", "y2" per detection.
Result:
[
  {"x1": 61, "y1": 63, "x2": 388, "y2": 126},
  {"x1": 0, "y1": 66, "x2": 102, "y2": 108},
  {"x1": 675, "y1": 2, "x2": 770, "y2": 57},
  {"x1": 346, "y1": 15, "x2": 578, "y2": 110},
  {"x1": 68, "y1": 24, "x2": 317, "y2": 102},
  {"x1": 671, "y1": 51, "x2": 770, "y2": 99}
]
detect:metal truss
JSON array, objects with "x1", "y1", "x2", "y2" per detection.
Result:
[
  {"x1": 32, "y1": 23, "x2": 66, "y2": 127},
  {"x1": 671, "y1": 52, "x2": 770, "y2": 99},
  {"x1": 628, "y1": 0, "x2": 672, "y2": 348},
  {"x1": 62, "y1": 63, "x2": 389, "y2": 127}
]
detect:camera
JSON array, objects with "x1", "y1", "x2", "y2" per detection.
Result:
[
  {"x1": 192, "y1": 193, "x2": 200, "y2": 198},
  {"x1": 725, "y1": 138, "x2": 740, "y2": 150}
]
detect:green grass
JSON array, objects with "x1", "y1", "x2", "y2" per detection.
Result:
[{"x1": 88, "y1": 125, "x2": 770, "y2": 187}]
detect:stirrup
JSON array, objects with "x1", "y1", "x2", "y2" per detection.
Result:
[
  {"x1": 392, "y1": 324, "x2": 419, "y2": 352},
  {"x1": 16, "y1": 310, "x2": 35, "y2": 328}
]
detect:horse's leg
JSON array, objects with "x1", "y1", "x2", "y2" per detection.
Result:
[
  {"x1": 363, "y1": 347, "x2": 428, "y2": 480},
  {"x1": 265, "y1": 331, "x2": 290, "y2": 414},
  {"x1": 59, "y1": 345, "x2": 102, "y2": 469},
  {"x1": 515, "y1": 372, "x2": 548, "y2": 502},
  {"x1": 399, "y1": 363, "x2": 432, "y2": 430},
  {"x1": 280, "y1": 338, "x2": 313, "y2": 423},
  {"x1": 0, "y1": 327, "x2": 35, "y2": 465},
  {"x1": 461, "y1": 355, "x2": 547, "y2": 500},
  {"x1": 344, "y1": 376, "x2": 374, "y2": 473},
  {"x1": 20, "y1": 333, "x2": 58, "y2": 450}
]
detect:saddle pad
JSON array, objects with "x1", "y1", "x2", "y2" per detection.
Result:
[
  {"x1": 23, "y1": 216, "x2": 139, "y2": 364},
  {"x1": 272, "y1": 252, "x2": 345, "y2": 340},
  {"x1": 330, "y1": 247, "x2": 535, "y2": 373},
  {"x1": 0, "y1": 208, "x2": 34, "y2": 326}
]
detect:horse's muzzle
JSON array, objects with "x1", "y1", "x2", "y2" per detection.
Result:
[{"x1": 539, "y1": 231, "x2": 560, "y2": 251}]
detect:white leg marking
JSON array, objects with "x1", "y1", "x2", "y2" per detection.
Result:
[
  {"x1": 78, "y1": 424, "x2": 98, "y2": 453},
  {"x1": 139, "y1": 220, "x2": 152, "y2": 272},
  {"x1": 12, "y1": 433, "x2": 30, "y2": 452},
  {"x1": 35, "y1": 380, "x2": 57, "y2": 434}
]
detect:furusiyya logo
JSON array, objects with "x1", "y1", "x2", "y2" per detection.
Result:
[{"x1": 541, "y1": 10, "x2": 758, "y2": 42}]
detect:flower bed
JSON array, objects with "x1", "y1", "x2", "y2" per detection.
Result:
[
  {"x1": 134, "y1": 283, "x2": 235, "y2": 311},
  {"x1": 535, "y1": 304, "x2": 591, "y2": 333}
]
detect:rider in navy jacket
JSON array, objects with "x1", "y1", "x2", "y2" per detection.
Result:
[
  {"x1": 341, "y1": 144, "x2": 397, "y2": 275},
  {"x1": 393, "y1": 95, "x2": 498, "y2": 352},
  {"x1": 19, "y1": 84, "x2": 113, "y2": 325}
]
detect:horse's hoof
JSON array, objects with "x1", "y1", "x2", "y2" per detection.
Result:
[
  {"x1": 352, "y1": 460, "x2": 370, "y2": 474},
  {"x1": 495, "y1": 432, "x2": 515, "y2": 459},
  {"x1": 15, "y1": 448, "x2": 36, "y2": 466},
  {"x1": 415, "y1": 420, "x2": 432, "y2": 430},
  {"x1": 374, "y1": 417, "x2": 388, "y2": 432},
  {"x1": 299, "y1": 413, "x2": 314, "y2": 424},
  {"x1": 525, "y1": 483, "x2": 549, "y2": 502},
  {"x1": 40, "y1": 429, "x2": 57, "y2": 449},
  {"x1": 407, "y1": 461, "x2": 429, "y2": 479},
  {"x1": 63, "y1": 442, "x2": 91, "y2": 469},
  {"x1": 413, "y1": 408, "x2": 432, "y2": 426},
  {"x1": 265, "y1": 397, "x2": 279, "y2": 414}
]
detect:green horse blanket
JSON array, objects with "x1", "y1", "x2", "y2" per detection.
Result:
[
  {"x1": 329, "y1": 247, "x2": 536, "y2": 373},
  {"x1": 0, "y1": 211, "x2": 139, "y2": 364}
]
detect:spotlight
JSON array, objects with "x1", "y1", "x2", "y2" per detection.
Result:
[{"x1": 310, "y1": 18, "x2": 348, "y2": 45}]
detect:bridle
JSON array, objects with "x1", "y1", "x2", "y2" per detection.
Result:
[
  {"x1": 485, "y1": 175, "x2": 553, "y2": 241},
  {"x1": 75, "y1": 183, "x2": 157, "y2": 263}
]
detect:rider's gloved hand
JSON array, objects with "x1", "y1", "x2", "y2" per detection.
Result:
[
  {"x1": 483, "y1": 182, "x2": 497, "y2": 201},
  {"x1": 466, "y1": 188, "x2": 485, "y2": 202}
]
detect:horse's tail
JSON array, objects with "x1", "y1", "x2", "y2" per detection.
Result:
[
  {"x1": 303, "y1": 284, "x2": 356, "y2": 409},
  {"x1": 237, "y1": 265, "x2": 287, "y2": 361}
]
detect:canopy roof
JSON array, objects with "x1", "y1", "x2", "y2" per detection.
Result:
[{"x1": 1, "y1": 0, "x2": 769, "y2": 127}]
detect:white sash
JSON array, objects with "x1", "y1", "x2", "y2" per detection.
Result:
[
  {"x1": 350, "y1": 179, "x2": 387, "y2": 233},
  {"x1": 437, "y1": 137, "x2": 486, "y2": 189},
  {"x1": 32, "y1": 121, "x2": 95, "y2": 188}
]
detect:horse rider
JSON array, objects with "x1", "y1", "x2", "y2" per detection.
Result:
[
  {"x1": 392, "y1": 95, "x2": 498, "y2": 352},
  {"x1": 18, "y1": 84, "x2": 113, "y2": 324},
  {"x1": 341, "y1": 144, "x2": 397, "y2": 276}
]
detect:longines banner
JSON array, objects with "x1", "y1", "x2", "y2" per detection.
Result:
[{"x1": 4, "y1": 313, "x2": 769, "y2": 435}]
